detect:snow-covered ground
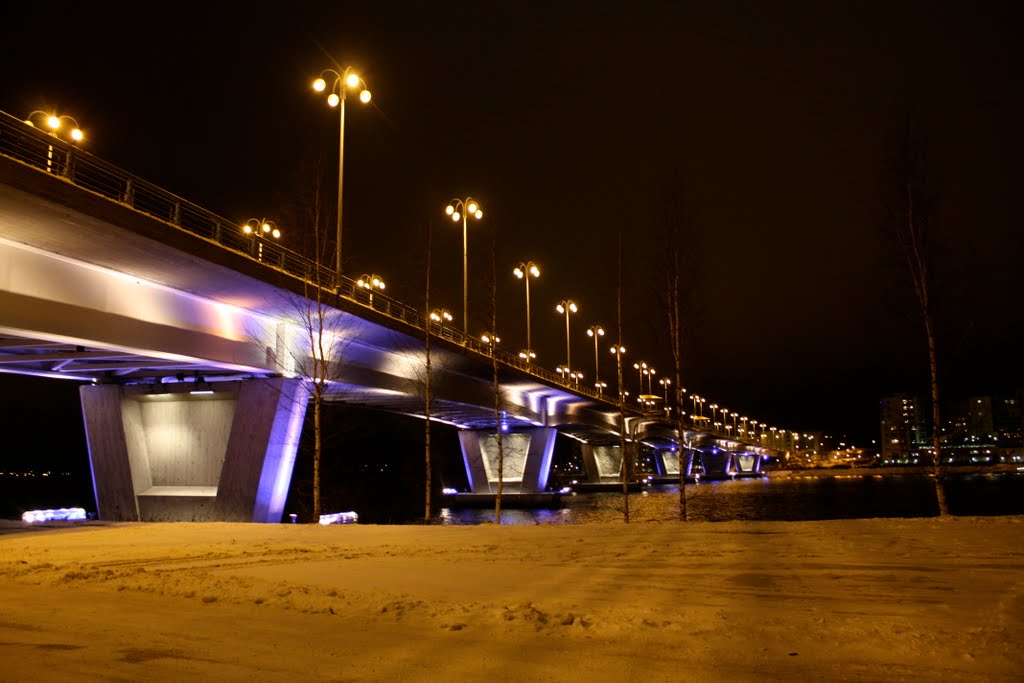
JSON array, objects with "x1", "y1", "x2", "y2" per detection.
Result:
[{"x1": 1, "y1": 517, "x2": 1021, "y2": 681}]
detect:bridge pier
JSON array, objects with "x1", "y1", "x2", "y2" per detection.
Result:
[
  {"x1": 457, "y1": 427, "x2": 557, "y2": 494},
  {"x1": 81, "y1": 377, "x2": 308, "y2": 523},
  {"x1": 580, "y1": 444, "x2": 626, "y2": 484}
]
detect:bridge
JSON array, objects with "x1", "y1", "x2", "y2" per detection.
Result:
[{"x1": 0, "y1": 110, "x2": 776, "y2": 522}]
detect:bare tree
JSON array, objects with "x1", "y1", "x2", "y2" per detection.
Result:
[
  {"x1": 617, "y1": 230, "x2": 631, "y2": 523},
  {"x1": 664, "y1": 194, "x2": 688, "y2": 521},
  {"x1": 422, "y1": 221, "x2": 434, "y2": 523},
  {"x1": 489, "y1": 240, "x2": 505, "y2": 523},
  {"x1": 288, "y1": 180, "x2": 342, "y2": 522},
  {"x1": 891, "y1": 128, "x2": 950, "y2": 517}
]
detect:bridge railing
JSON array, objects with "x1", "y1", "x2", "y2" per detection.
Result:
[{"x1": 0, "y1": 111, "x2": 610, "y2": 402}]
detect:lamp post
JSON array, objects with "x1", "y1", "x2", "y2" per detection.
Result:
[
  {"x1": 721, "y1": 409, "x2": 729, "y2": 436},
  {"x1": 610, "y1": 344, "x2": 627, "y2": 405},
  {"x1": 241, "y1": 218, "x2": 281, "y2": 262},
  {"x1": 357, "y1": 273, "x2": 386, "y2": 306},
  {"x1": 513, "y1": 262, "x2": 540, "y2": 362},
  {"x1": 555, "y1": 300, "x2": 578, "y2": 372},
  {"x1": 429, "y1": 308, "x2": 453, "y2": 329},
  {"x1": 446, "y1": 198, "x2": 483, "y2": 332},
  {"x1": 586, "y1": 325, "x2": 604, "y2": 389},
  {"x1": 24, "y1": 111, "x2": 84, "y2": 174},
  {"x1": 659, "y1": 377, "x2": 672, "y2": 417},
  {"x1": 481, "y1": 332, "x2": 500, "y2": 356},
  {"x1": 633, "y1": 361, "x2": 648, "y2": 396},
  {"x1": 311, "y1": 68, "x2": 372, "y2": 287},
  {"x1": 556, "y1": 366, "x2": 584, "y2": 389}
]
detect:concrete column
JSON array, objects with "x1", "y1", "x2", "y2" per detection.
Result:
[
  {"x1": 457, "y1": 428, "x2": 557, "y2": 494},
  {"x1": 81, "y1": 384, "x2": 139, "y2": 521},
  {"x1": 582, "y1": 444, "x2": 625, "y2": 483},
  {"x1": 80, "y1": 378, "x2": 308, "y2": 523},
  {"x1": 457, "y1": 431, "x2": 489, "y2": 493},
  {"x1": 520, "y1": 427, "x2": 557, "y2": 493},
  {"x1": 580, "y1": 444, "x2": 601, "y2": 483},
  {"x1": 658, "y1": 448, "x2": 678, "y2": 477},
  {"x1": 215, "y1": 377, "x2": 309, "y2": 522}
]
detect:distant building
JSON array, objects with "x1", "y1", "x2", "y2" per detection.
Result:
[
  {"x1": 993, "y1": 389, "x2": 1023, "y2": 447},
  {"x1": 882, "y1": 389, "x2": 1023, "y2": 466},
  {"x1": 880, "y1": 394, "x2": 928, "y2": 463}
]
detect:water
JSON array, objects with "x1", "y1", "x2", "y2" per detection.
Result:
[
  {"x1": 4, "y1": 472, "x2": 1023, "y2": 525},
  {"x1": 434, "y1": 473, "x2": 1024, "y2": 525}
]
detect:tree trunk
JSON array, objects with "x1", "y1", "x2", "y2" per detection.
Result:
[
  {"x1": 925, "y1": 309, "x2": 949, "y2": 515},
  {"x1": 617, "y1": 231, "x2": 630, "y2": 523},
  {"x1": 492, "y1": 243, "x2": 504, "y2": 524},
  {"x1": 424, "y1": 222, "x2": 433, "y2": 524},
  {"x1": 313, "y1": 396, "x2": 321, "y2": 521}
]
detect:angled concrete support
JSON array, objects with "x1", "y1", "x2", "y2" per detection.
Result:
[
  {"x1": 81, "y1": 384, "x2": 139, "y2": 521},
  {"x1": 458, "y1": 428, "x2": 557, "y2": 494},
  {"x1": 80, "y1": 377, "x2": 308, "y2": 523},
  {"x1": 579, "y1": 444, "x2": 624, "y2": 484},
  {"x1": 214, "y1": 378, "x2": 309, "y2": 522}
]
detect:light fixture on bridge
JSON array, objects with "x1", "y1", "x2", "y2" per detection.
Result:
[
  {"x1": 609, "y1": 344, "x2": 626, "y2": 406},
  {"x1": 311, "y1": 67, "x2": 372, "y2": 286},
  {"x1": 430, "y1": 308, "x2": 453, "y2": 324},
  {"x1": 241, "y1": 218, "x2": 281, "y2": 262},
  {"x1": 446, "y1": 197, "x2": 483, "y2": 332},
  {"x1": 557, "y1": 365, "x2": 583, "y2": 386},
  {"x1": 555, "y1": 299, "x2": 578, "y2": 375},
  {"x1": 659, "y1": 377, "x2": 672, "y2": 417},
  {"x1": 24, "y1": 111, "x2": 84, "y2": 143},
  {"x1": 357, "y1": 274, "x2": 385, "y2": 291},
  {"x1": 480, "y1": 332, "x2": 501, "y2": 359},
  {"x1": 513, "y1": 261, "x2": 540, "y2": 362},
  {"x1": 586, "y1": 324, "x2": 605, "y2": 391},
  {"x1": 24, "y1": 110, "x2": 84, "y2": 175}
]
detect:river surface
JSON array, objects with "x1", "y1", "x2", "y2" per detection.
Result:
[
  {"x1": 4, "y1": 471, "x2": 1023, "y2": 525},
  {"x1": 434, "y1": 472, "x2": 1024, "y2": 525}
]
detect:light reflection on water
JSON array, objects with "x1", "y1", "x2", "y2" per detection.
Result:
[{"x1": 434, "y1": 473, "x2": 1024, "y2": 525}]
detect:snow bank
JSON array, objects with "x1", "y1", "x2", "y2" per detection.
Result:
[{"x1": 0, "y1": 517, "x2": 1021, "y2": 681}]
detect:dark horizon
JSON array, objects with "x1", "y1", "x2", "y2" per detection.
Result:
[{"x1": 2, "y1": 1, "x2": 1022, "y2": 454}]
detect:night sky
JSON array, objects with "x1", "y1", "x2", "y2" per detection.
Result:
[{"x1": 2, "y1": 1, "x2": 1022, "y2": 452}]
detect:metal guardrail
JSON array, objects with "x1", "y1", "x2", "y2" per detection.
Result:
[{"x1": 0, "y1": 110, "x2": 612, "y2": 402}]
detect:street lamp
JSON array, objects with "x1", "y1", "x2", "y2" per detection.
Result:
[
  {"x1": 659, "y1": 377, "x2": 672, "y2": 416},
  {"x1": 24, "y1": 111, "x2": 84, "y2": 142},
  {"x1": 241, "y1": 218, "x2": 281, "y2": 262},
  {"x1": 481, "y1": 332, "x2": 500, "y2": 356},
  {"x1": 556, "y1": 366, "x2": 585, "y2": 388},
  {"x1": 586, "y1": 325, "x2": 605, "y2": 389},
  {"x1": 513, "y1": 262, "x2": 540, "y2": 362},
  {"x1": 609, "y1": 344, "x2": 627, "y2": 405},
  {"x1": 24, "y1": 111, "x2": 84, "y2": 174},
  {"x1": 633, "y1": 362, "x2": 655, "y2": 397},
  {"x1": 555, "y1": 300, "x2": 578, "y2": 372},
  {"x1": 445, "y1": 197, "x2": 483, "y2": 332},
  {"x1": 357, "y1": 273, "x2": 386, "y2": 306},
  {"x1": 429, "y1": 308, "x2": 453, "y2": 329},
  {"x1": 311, "y1": 67, "x2": 372, "y2": 286}
]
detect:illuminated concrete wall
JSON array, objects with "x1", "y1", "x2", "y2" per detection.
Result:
[
  {"x1": 458, "y1": 428, "x2": 557, "y2": 493},
  {"x1": 581, "y1": 444, "x2": 624, "y2": 483},
  {"x1": 81, "y1": 377, "x2": 308, "y2": 522}
]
